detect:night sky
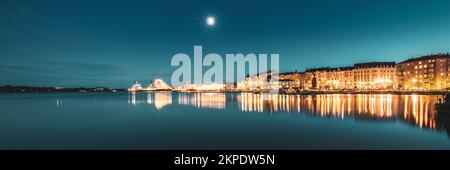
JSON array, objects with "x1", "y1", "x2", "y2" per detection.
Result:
[{"x1": 1, "y1": 0, "x2": 450, "y2": 88}]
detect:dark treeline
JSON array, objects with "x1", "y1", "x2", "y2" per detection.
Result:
[{"x1": 0, "y1": 85, "x2": 126, "y2": 93}]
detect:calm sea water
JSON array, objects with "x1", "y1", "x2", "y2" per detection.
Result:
[{"x1": 0, "y1": 92, "x2": 449, "y2": 149}]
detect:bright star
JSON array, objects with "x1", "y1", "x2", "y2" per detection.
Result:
[{"x1": 206, "y1": 16, "x2": 215, "y2": 26}]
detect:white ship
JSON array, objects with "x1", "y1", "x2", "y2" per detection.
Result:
[
  {"x1": 144, "y1": 79, "x2": 173, "y2": 91},
  {"x1": 128, "y1": 81, "x2": 144, "y2": 92}
]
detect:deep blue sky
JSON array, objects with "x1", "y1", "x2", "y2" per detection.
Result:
[{"x1": 1, "y1": 0, "x2": 450, "y2": 88}]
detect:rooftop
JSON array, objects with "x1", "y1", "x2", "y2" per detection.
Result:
[
  {"x1": 399, "y1": 53, "x2": 450, "y2": 64},
  {"x1": 354, "y1": 62, "x2": 396, "y2": 68},
  {"x1": 305, "y1": 66, "x2": 355, "y2": 72}
]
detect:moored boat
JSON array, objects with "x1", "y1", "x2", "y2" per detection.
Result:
[{"x1": 128, "y1": 81, "x2": 144, "y2": 92}]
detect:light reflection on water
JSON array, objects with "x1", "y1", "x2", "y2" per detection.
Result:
[
  {"x1": 178, "y1": 93, "x2": 226, "y2": 109},
  {"x1": 237, "y1": 93, "x2": 438, "y2": 129},
  {"x1": 131, "y1": 92, "x2": 444, "y2": 132},
  {"x1": 128, "y1": 91, "x2": 173, "y2": 109},
  {"x1": 147, "y1": 92, "x2": 172, "y2": 109},
  {"x1": 1, "y1": 92, "x2": 449, "y2": 149}
]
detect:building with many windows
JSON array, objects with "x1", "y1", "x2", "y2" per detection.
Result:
[
  {"x1": 352, "y1": 62, "x2": 396, "y2": 90},
  {"x1": 396, "y1": 54, "x2": 450, "y2": 90},
  {"x1": 161, "y1": 54, "x2": 450, "y2": 92},
  {"x1": 303, "y1": 67, "x2": 354, "y2": 90},
  {"x1": 278, "y1": 72, "x2": 305, "y2": 90},
  {"x1": 298, "y1": 62, "x2": 396, "y2": 91}
]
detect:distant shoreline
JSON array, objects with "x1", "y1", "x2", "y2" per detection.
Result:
[
  {"x1": 0, "y1": 85, "x2": 126, "y2": 93},
  {"x1": 286, "y1": 91, "x2": 448, "y2": 95},
  {"x1": 128, "y1": 89, "x2": 449, "y2": 95},
  {"x1": 0, "y1": 91, "x2": 446, "y2": 95},
  {"x1": 1, "y1": 85, "x2": 448, "y2": 95}
]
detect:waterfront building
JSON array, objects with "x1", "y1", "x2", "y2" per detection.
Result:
[
  {"x1": 352, "y1": 62, "x2": 396, "y2": 90},
  {"x1": 303, "y1": 72, "x2": 315, "y2": 90},
  {"x1": 323, "y1": 67, "x2": 354, "y2": 90},
  {"x1": 286, "y1": 62, "x2": 396, "y2": 91},
  {"x1": 173, "y1": 83, "x2": 226, "y2": 91},
  {"x1": 396, "y1": 54, "x2": 450, "y2": 90},
  {"x1": 304, "y1": 67, "x2": 331, "y2": 90},
  {"x1": 237, "y1": 71, "x2": 277, "y2": 91},
  {"x1": 192, "y1": 83, "x2": 226, "y2": 91},
  {"x1": 278, "y1": 72, "x2": 305, "y2": 90},
  {"x1": 139, "y1": 54, "x2": 449, "y2": 92},
  {"x1": 304, "y1": 67, "x2": 355, "y2": 90},
  {"x1": 279, "y1": 79, "x2": 297, "y2": 91}
]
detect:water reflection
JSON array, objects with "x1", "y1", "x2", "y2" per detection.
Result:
[
  {"x1": 178, "y1": 93, "x2": 226, "y2": 109},
  {"x1": 56, "y1": 99, "x2": 62, "y2": 107},
  {"x1": 147, "y1": 92, "x2": 172, "y2": 110},
  {"x1": 129, "y1": 92, "x2": 446, "y2": 134},
  {"x1": 237, "y1": 94, "x2": 398, "y2": 117},
  {"x1": 128, "y1": 92, "x2": 173, "y2": 110},
  {"x1": 237, "y1": 93, "x2": 439, "y2": 129},
  {"x1": 128, "y1": 92, "x2": 138, "y2": 105}
]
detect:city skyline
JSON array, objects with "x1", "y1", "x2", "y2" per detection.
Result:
[{"x1": 2, "y1": 0, "x2": 450, "y2": 88}]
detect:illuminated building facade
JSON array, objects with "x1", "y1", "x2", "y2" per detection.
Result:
[
  {"x1": 316, "y1": 67, "x2": 353, "y2": 90},
  {"x1": 396, "y1": 54, "x2": 450, "y2": 90},
  {"x1": 304, "y1": 67, "x2": 332, "y2": 90},
  {"x1": 352, "y1": 62, "x2": 396, "y2": 90},
  {"x1": 278, "y1": 72, "x2": 305, "y2": 90},
  {"x1": 173, "y1": 83, "x2": 226, "y2": 91},
  {"x1": 237, "y1": 71, "x2": 278, "y2": 91},
  {"x1": 132, "y1": 55, "x2": 449, "y2": 92},
  {"x1": 301, "y1": 62, "x2": 396, "y2": 91},
  {"x1": 276, "y1": 54, "x2": 450, "y2": 91}
]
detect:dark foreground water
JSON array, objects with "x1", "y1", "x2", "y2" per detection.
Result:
[{"x1": 0, "y1": 92, "x2": 449, "y2": 149}]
